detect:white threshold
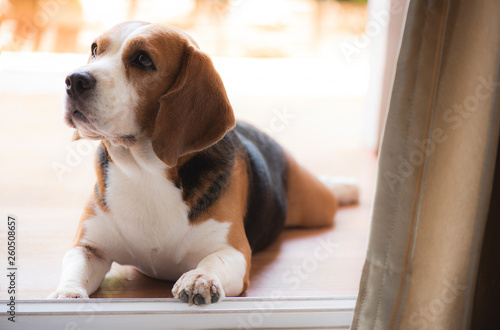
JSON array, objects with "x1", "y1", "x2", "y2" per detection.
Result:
[{"x1": 2, "y1": 296, "x2": 355, "y2": 329}]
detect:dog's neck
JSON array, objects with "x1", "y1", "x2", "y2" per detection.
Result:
[{"x1": 102, "y1": 136, "x2": 169, "y2": 178}]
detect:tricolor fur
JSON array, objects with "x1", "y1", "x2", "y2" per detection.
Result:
[{"x1": 49, "y1": 21, "x2": 359, "y2": 305}]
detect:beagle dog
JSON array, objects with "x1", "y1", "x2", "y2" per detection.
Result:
[{"x1": 49, "y1": 21, "x2": 359, "y2": 305}]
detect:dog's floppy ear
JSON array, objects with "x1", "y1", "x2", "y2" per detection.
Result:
[{"x1": 151, "y1": 44, "x2": 236, "y2": 167}]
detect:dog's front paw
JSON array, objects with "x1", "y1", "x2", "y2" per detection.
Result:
[
  {"x1": 172, "y1": 270, "x2": 224, "y2": 305},
  {"x1": 48, "y1": 287, "x2": 89, "y2": 299}
]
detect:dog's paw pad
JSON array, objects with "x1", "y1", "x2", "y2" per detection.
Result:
[
  {"x1": 172, "y1": 271, "x2": 224, "y2": 305},
  {"x1": 179, "y1": 290, "x2": 189, "y2": 303},
  {"x1": 211, "y1": 291, "x2": 220, "y2": 303},
  {"x1": 193, "y1": 293, "x2": 205, "y2": 305}
]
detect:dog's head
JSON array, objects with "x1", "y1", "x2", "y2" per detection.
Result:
[{"x1": 64, "y1": 21, "x2": 235, "y2": 166}]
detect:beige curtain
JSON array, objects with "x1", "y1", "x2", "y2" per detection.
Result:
[{"x1": 352, "y1": 0, "x2": 500, "y2": 329}]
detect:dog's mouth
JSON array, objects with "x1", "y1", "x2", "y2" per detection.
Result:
[
  {"x1": 72, "y1": 109, "x2": 88, "y2": 124},
  {"x1": 65, "y1": 107, "x2": 92, "y2": 128},
  {"x1": 64, "y1": 105, "x2": 137, "y2": 145},
  {"x1": 66, "y1": 109, "x2": 89, "y2": 128},
  {"x1": 64, "y1": 103, "x2": 104, "y2": 140}
]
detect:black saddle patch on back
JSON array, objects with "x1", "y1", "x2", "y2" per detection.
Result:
[
  {"x1": 174, "y1": 121, "x2": 289, "y2": 252},
  {"x1": 235, "y1": 122, "x2": 289, "y2": 253}
]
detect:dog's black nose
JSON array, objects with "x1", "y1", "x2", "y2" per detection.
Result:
[{"x1": 65, "y1": 71, "x2": 95, "y2": 99}]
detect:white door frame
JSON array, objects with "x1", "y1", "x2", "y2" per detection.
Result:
[{"x1": 2, "y1": 296, "x2": 356, "y2": 329}]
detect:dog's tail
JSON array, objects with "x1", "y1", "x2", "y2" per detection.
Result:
[{"x1": 318, "y1": 175, "x2": 360, "y2": 206}]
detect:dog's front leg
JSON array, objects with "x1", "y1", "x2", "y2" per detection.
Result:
[
  {"x1": 49, "y1": 245, "x2": 112, "y2": 298},
  {"x1": 172, "y1": 247, "x2": 249, "y2": 305}
]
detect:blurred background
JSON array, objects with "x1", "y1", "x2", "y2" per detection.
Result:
[
  {"x1": 0, "y1": 0, "x2": 407, "y2": 298},
  {"x1": 2, "y1": 0, "x2": 367, "y2": 56},
  {"x1": 0, "y1": 0, "x2": 390, "y2": 190},
  {"x1": 1, "y1": 0, "x2": 372, "y2": 150}
]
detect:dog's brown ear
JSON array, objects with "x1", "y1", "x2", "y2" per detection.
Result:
[{"x1": 151, "y1": 44, "x2": 235, "y2": 167}]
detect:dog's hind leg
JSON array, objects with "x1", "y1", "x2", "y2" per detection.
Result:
[{"x1": 284, "y1": 153, "x2": 359, "y2": 228}]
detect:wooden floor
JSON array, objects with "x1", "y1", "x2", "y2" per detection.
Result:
[{"x1": 0, "y1": 92, "x2": 376, "y2": 300}]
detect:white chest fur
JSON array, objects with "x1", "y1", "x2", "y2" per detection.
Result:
[{"x1": 82, "y1": 144, "x2": 232, "y2": 280}]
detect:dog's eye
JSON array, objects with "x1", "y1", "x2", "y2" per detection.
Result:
[
  {"x1": 133, "y1": 52, "x2": 155, "y2": 71},
  {"x1": 91, "y1": 43, "x2": 98, "y2": 58}
]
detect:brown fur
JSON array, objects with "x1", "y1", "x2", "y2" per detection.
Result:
[
  {"x1": 71, "y1": 198, "x2": 96, "y2": 247},
  {"x1": 101, "y1": 23, "x2": 236, "y2": 167},
  {"x1": 94, "y1": 143, "x2": 110, "y2": 212},
  {"x1": 89, "y1": 34, "x2": 111, "y2": 62},
  {"x1": 124, "y1": 26, "x2": 186, "y2": 136},
  {"x1": 284, "y1": 152, "x2": 338, "y2": 228},
  {"x1": 193, "y1": 155, "x2": 252, "y2": 291},
  {"x1": 150, "y1": 39, "x2": 235, "y2": 167}
]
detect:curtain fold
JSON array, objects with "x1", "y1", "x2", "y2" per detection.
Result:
[{"x1": 352, "y1": 0, "x2": 500, "y2": 329}]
